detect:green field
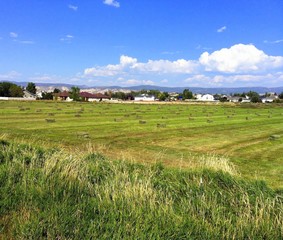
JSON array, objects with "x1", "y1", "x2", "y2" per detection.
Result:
[
  {"x1": 1, "y1": 141, "x2": 282, "y2": 239},
  {"x1": 1, "y1": 100, "x2": 283, "y2": 188}
]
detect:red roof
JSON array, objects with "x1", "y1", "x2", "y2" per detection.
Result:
[
  {"x1": 80, "y1": 92, "x2": 96, "y2": 98},
  {"x1": 80, "y1": 92, "x2": 110, "y2": 99},
  {"x1": 58, "y1": 91, "x2": 69, "y2": 97}
]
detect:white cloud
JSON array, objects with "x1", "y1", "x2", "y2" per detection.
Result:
[
  {"x1": 160, "y1": 79, "x2": 168, "y2": 83},
  {"x1": 132, "y1": 59, "x2": 198, "y2": 74},
  {"x1": 0, "y1": 71, "x2": 21, "y2": 80},
  {"x1": 161, "y1": 51, "x2": 180, "y2": 55},
  {"x1": 120, "y1": 55, "x2": 137, "y2": 66},
  {"x1": 184, "y1": 73, "x2": 283, "y2": 87},
  {"x1": 123, "y1": 79, "x2": 155, "y2": 86},
  {"x1": 29, "y1": 74, "x2": 81, "y2": 84},
  {"x1": 184, "y1": 74, "x2": 210, "y2": 83},
  {"x1": 264, "y1": 39, "x2": 283, "y2": 44},
  {"x1": 68, "y1": 4, "x2": 78, "y2": 11},
  {"x1": 29, "y1": 75, "x2": 54, "y2": 82},
  {"x1": 17, "y1": 40, "x2": 35, "y2": 44},
  {"x1": 217, "y1": 26, "x2": 227, "y2": 33},
  {"x1": 199, "y1": 44, "x2": 283, "y2": 73},
  {"x1": 10, "y1": 32, "x2": 18, "y2": 38},
  {"x1": 82, "y1": 44, "x2": 283, "y2": 87},
  {"x1": 196, "y1": 45, "x2": 211, "y2": 51},
  {"x1": 60, "y1": 35, "x2": 74, "y2": 42},
  {"x1": 124, "y1": 79, "x2": 140, "y2": 85},
  {"x1": 84, "y1": 55, "x2": 198, "y2": 77},
  {"x1": 103, "y1": 0, "x2": 120, "y2": 8}
]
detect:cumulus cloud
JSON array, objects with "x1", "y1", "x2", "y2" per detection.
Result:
[
  {"x1": 199, "y1": 44, "x2": 283, "y2": 73},
  {"x1": 120, "y1": 55, "x2": 137, "y2": 66},
  {"x1": 133, "y1": 59, "x2": 198, "y2": 73},
  {"x1": 82, "y1": 44, "x2": 283, "y2": 87},
  {"x1": 84, "y1": 55, "x2": 198, "y2": 77},
  {"x1": 217, "y1": 26, "x2": 227, "y2": 33},
  {"x1": 184, "y1": 73, "x2": 283, "y2": 87},
  {"x1": 103, "y1": 0, "x2": 120, "y2": 8},
  {"x1": 68, "y1": 4, "x2": 78, "y2": 11},
  {"x1": 184, "y1": 74, "x2": 210, "y2": 83},
  {"x1": 10, "y1": 32, "x2": 18, "y2": 38}
]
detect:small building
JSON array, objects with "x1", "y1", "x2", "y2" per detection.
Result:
[
  {"x1": 227, "y1": 96, "x2": 240, "y2": 102},
  {"x1": 80, "y1": 92, "x2": 110, "y2": 102},
  {"x1": 261, "y1": 96, "x2": 277, "y2": 103},
  {"x1": 134, "y1": 94, "x2": 155, "y2": 101},
  {"x1": 241, "y1": 98, "x2": 251, "y2": 103},
  {"x1": 196, "y1": 94, "x2": 214, "y2": 101},
  {"x1": 23, "y1": 90, "x2": 36, "y2": 99},
  {"x1": 54, "y1": 91, "x2": 72, "y2": 101}
]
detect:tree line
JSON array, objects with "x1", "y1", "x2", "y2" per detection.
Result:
[{"x1": 2, "y1": 81, "x2": 283, "y2": 103}]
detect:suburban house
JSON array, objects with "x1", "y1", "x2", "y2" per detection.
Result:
[
  {"x1": 54, "y1": 91, "x2": 72, "y2": 101},
  {"x1": 23, "y1": 89, "x2": 37, "y2": 100},
  {"x1": 261, "y1": 96, "x2": 277, "y2": 103},
  {"x1": 80, "y1": 92, "x2": 110, "y2": 102},
  {"x1": 134, "y1": 94, "x2": 155, "y2": 101},
  {"x1": 196, "y1": 94, "x2": 214, "y2": 101},
  {"x1": 227, "y1": 96, "x2": 242, "y2": 102},
  {"x1": 227, "y1": 96, "x2": 250, "y2": 103},
  {"x1": 241, "y1": 98, "x2": 251, "y2": 103}
]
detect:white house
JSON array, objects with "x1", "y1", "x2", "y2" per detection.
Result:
[
  {"x1": 134, "y1": 94, "x2": 155, "y2": 101},
  {"x1": 196, "y1": 94, "x2": 214, "y2": 101},
  {"x1": 23, "y1": 89, "x2": 36, "y2": 99},
  {"x1": 262, "y1": 97, "x2": 277, "y2": 103}
]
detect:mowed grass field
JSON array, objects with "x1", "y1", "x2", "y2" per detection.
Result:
[{"x1": 1, "y1": 100, "x2": 283, "y2": 188}]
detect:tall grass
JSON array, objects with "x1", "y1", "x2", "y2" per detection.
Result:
[{"x1": 0, "y1": 140, "x2": 282, "y2": 239}]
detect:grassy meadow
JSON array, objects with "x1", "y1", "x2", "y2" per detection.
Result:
[
  {"x1": 1, "y1": 100, "x2": 283, "y2": 239},
  {"x1": 0, "y1": 140, "x2": 283, "y2": 239},
  {"x1": 0, "y1": 100, "x2": 282, "y2": 188}
]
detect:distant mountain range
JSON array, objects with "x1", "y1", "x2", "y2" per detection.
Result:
[{"x1": 3, "y1": 80, "x2": 283, "y2": 94}]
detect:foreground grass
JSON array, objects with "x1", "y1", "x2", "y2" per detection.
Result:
[{"x1": 1, "y1": 140, "x2": 282, "y2": 239}]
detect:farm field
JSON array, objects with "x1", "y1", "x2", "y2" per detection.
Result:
[{"x1": 0, "y1": 100, "x2": 283, "y2": 188}]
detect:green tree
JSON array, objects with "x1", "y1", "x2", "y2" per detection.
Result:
[
  {"x1": 279, "y1": 92, "x2": 283, "y2": 99},
  {"x1": 0, "y1": 82, "x2": 12, "y2": 97},
  {"x1": 70, "y1": 87, "x2": 81, "y2": 101},
  {"x1": 158, "y1": 92, "x2": 169, "y2": 101},
  {"x1": 42, "y1": 92, "x2": 54, "y2": 100},
  {"x1": 0, "y1": 82, "x2": 23, "y2": 97},
  {"x1": 26, "y1": 82, "x2": 36, "y2": 94},
  {"x1": 182, "y1": 89, "x2": 193, "y2": 100},
  {"x1": 246, "y1": 91, "x2": 261, "y2": 103},
  {"x1": 53, "y1": 88, "x2": 61, "y2": 93},
  {"x1": 9, "y1": 84, "x2": 24, "y2": 97}
]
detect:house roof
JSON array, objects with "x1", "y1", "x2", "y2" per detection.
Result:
[
  {"x1": 57, "y1": 91, "x2": 69, "y2": 97},
  {"x1": 80, "y1": 92, "x2": 96, "y2": 98},
  {"x1": 55, "y1": 91, "x2": 110, "y2": 99},
  {"x1": 80, "y1": 92, "x2": 110, "y2": 99}
]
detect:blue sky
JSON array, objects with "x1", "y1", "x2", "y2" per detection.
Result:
[{"x1": 0, "y1": 0, "x2": 283, "y2": 87}]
